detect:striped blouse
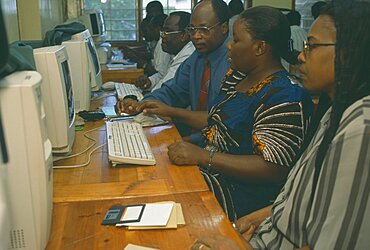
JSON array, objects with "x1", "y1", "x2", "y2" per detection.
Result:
[{"x1": 251, "y1": 95, "x2": 370, "y2": 249}]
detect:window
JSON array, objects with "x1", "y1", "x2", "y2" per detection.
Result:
[
  {"x1": 84, "y1": 0, "x2": 194, "y2": 41},
  {"x1": 142, "y1": 0, "x2": 192, "y2": 18}
]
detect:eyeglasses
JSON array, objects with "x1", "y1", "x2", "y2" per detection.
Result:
[
  {"x1": 185, "y1": 22, "x2": 221, "y2": 36},
  {"x1": 159, "y1": 30, "x2": 184, "y2": 37},
  {"x1": 303, "y1": 40, "x2": 336, "y2": 55}
]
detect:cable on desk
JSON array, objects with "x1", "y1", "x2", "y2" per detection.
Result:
[
  {"x1": 53, "y1": 143, "x2": 107, "y2": 169},
  {"x1": 52, "y1": 126, "x2": 104, "y2": 162}
]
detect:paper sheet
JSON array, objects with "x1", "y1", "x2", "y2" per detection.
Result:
[
  {"x1": 127, "y1": 203, "x2": 185, "y2": 230},
  {"x1": 124, "y1": 243, "x2": 159, "y2": 250},
  {"x1": 117, "y1": 203, "x2": 173, "y2": 227}
]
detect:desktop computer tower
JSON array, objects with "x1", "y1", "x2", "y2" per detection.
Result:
[{"x1": 0, "y1": 71, "x2": 53, "y2": 249}]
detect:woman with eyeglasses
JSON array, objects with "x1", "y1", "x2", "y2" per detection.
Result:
[
  {"x1": 139, "y1": 6, "x2": 313, "y2": 220},
  {"x1": 191, "y1": 1, "x2": 370, "y2": 249}
]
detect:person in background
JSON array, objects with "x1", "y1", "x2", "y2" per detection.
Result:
[
  {"x1": 116, "y1": 0, "x2": 230, "y2": 139},
  {"x1": 119, "y1": 1, "x2": 165, "y2": 72},
  {"x1": 191, "y1": 1, "x2": 370, "y2": 249},
  {"x1": 228, "y1": 0, "x2": 244, "y2": 37},
  {"x1": 120, "y1": 17, "x2": 156, "y2": 71},
  {"x1": 133, "y1": 11, "x2": 195, "y2": 92},
  {"x1": 121, "y1": 14, "x2": 172, "y2": 76},
  {"x1": 145, "y1": 0, "x2": 164, "y2": 20},
  {"x1": 282, "y1": 10, "x2": 307, "y2": 76},
  {"x1": 135, "y1": 6, "x2": 313, "y2": 220},
  {"x1": 147, "y1": 13, "x2": 174, "y2": 77},
  {"x1": 311, "y1": 1, "x2": 327, "y2": 19}
]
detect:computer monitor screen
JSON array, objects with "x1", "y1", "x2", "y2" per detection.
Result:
[
  {"x1": 86, "y1": 37, "x2": 100, "y2": 77},
  {"x1": 61, "y1": 60, "x2": 74, "y2": 123},
  {"x1": 33, "y1": 45, "x2": 75, "y2": 154},
  {"x1": 79, "y1": 10, "x2": 106, "y2": 37}
]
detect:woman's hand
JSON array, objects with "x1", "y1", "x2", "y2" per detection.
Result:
[{"x1": 167, "y1": 141, "x2": 208, "y2": 166}]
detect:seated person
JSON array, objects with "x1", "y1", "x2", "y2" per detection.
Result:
[
  {"x1": 145, "y1": 0, "x2": 164, "y2": 20},
  {"x1": 134, "y1": 6, "x2": 313, "y2": 219},
  {"x1": 191, "y1": 2, "x2": 370, "y2": 249},
  {"x1": 116, "y1": 0, "x2": 231, "y2": 138},
  {"x1": 148, "y1": 14, "x2": 173, "y2": 77},
  {"x1": 133, "y1": 11, "x2": 195, "y2": 92},
  {"x1": 228, "y1": 0, "x2": 244, "y2": 37},
  {"x1": 119, "y1": 18, "x2": 153, "y2": 68},
  {"x1": 282, "y1": 10, "x2": 307, "y2": 77},
  {"x1": 121, "y1": 14, "x2": 172, "y2": 76}
]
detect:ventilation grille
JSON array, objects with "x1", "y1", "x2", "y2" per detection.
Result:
[{"x1": 9, "y1": 229, "x2": 26, "y2": 249}]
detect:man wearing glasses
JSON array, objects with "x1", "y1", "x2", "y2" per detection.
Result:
[
  {"x1": 117, "y1": 0, "x2": 230, "y2": 139},
  {"x1": 133, "y1": 11, "x2": 195, "y2": 92}
]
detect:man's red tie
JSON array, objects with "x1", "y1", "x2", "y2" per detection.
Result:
[{"x1": 196, "y1": 58, "x2": 210, "y2": 111}]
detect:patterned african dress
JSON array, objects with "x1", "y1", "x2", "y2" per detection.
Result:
[{"x1": 200, "y1": 69, "x2": 313, "y2": 221}]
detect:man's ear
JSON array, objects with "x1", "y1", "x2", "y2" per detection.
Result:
[
  {"x1": 255, "y1": 41, "x2": 267, "y2": 56},
  {"x1": 221, "y1": 22, "x2": 229, "y2": 36},
  {"x1": 180, "y1": 32, "x2": 190, "y2": 42}
]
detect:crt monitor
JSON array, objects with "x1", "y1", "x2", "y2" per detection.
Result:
[
  {"x1": 0, "y1": 71, "x2": 53, "y2": 249},
  {"x1": 78, "y1": 9, "x2": 106, "y2": 43},
  {"x1": 33, "y1": 45, "x2": 76, "y2": 154},
  {"x1": 62, "y1": 38, "x2": 91, "y2": 112},
  {"x1": 71, "y1": 29, "x2": 102, "y2": 91}
]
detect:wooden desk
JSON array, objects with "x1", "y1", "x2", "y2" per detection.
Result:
[
  {"x1": 101, "y1": 65, "x2": 144, "y2": 83},
  {"x1": 46, "y1": 192, "x2": 245, "y2": 250},
  {"x1": 53, "y1": 96, "x2": 209, "y2": 203},
  {"x1": 48, "y1": 95, "x2": 244, "y2": 250}
]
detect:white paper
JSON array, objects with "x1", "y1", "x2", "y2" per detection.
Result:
[
  {"x1": 117, "y1": 203, "x2": 173, "y2": 227},
  {"x1": 124, "y1": 243, "x2": 159, "y2": 250},
  {"x1": 121, "y1": 206, "x2": 144, "y2": 221}
]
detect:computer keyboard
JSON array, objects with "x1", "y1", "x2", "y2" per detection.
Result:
[
  {"x1": 111, "y1": 55, "x2": 131, "y2": 64},
  {"x1": 115, "y1": 82, "x2": 144, "y2": 101},
  {"x1": 106, "y1": 120, "x2": 156, "y2": 166}
]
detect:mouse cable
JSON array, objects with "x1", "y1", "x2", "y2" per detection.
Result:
[
  {"x1": 53, "y1": 143, "x2": 107, "y2": 169},
  {"x1": 52, "y1": 126, "x2": 104, "y2": 162}
]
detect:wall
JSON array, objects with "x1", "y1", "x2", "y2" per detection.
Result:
[
  {"x1": 1, "y1": 0, "x2": 19, "y2": 42},
  {"x1": 1, "y1": 0, "x2": 64, "y2": 41},
  {"x1": 39, "y1": 0, "x2": 64, "y2": 37},
  {"x1": 17, "y1": 0, "x2": 43, "y2": 39}
]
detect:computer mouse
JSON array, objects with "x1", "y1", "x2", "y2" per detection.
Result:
[
  {"x1": 78, "y1": 110, "x2": 106, "y2": 121},
  {"x1": 102, "y1": 81, "x2": 116, "y2": 90}
]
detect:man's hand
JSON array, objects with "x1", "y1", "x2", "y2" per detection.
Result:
[
  {"x1": 115, "y1": 98, "x2": 140, "y2": 115},
  {"x1": 136, "y1": 100, "x2": 174, "y2": 117},
  {"x1": 167, "y1": 141, "x2": 207, "y2": 166},
  {"x1": 134, "y1": 75, "x2": 152, "y2": 91}
]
